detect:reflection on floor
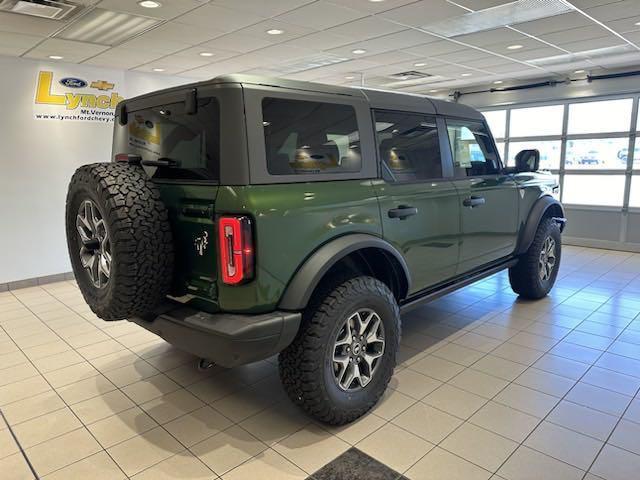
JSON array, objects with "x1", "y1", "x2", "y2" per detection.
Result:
[{"x1": 1, "y1": 246, "x2": 640, "y2": 480}]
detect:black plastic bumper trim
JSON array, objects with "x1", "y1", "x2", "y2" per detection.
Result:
[{"x1": 129, "y1": 307, "x2": 301, "y2": 368}]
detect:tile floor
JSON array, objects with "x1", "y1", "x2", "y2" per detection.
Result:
[{"x1": 1, "y1": 246, "x2": 640, "y2": 480}]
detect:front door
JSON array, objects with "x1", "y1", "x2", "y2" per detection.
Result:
[
  {"x1": 445, "y1": 119, "x2": 519, "y2": 274},
  {"x1": 373, "y1": 110, "x2": 460, "y2": 294}
]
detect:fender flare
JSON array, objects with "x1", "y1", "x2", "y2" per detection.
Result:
[
  {"x1": 278, "y1": 234, "x2": 411, "y2": 311},
  {"x1": 515, "y1": 195, "x2": 566, "y2": 255}
]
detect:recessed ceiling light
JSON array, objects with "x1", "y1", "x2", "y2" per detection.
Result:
[
  {"x1": 369, "y1": 0, "x2": 385, "y2": 2},
  {"x1": 266, "y1": 29, "x2": 284, "y2": 35},
  {"x1": 352, "y1": 49, "x2": 367, "y2": 54},
  {"x1": 429, "y1": 89, "x2": 439, "y2": 93},
  {"x1": 635, "y1": 21, "x2": 640, "y2": 26},
  {"x1": 199, "y1": 52, "x2": 214, "y2": 57},
  {"x1": 493, "y1": 80, "x2": 503, "y2": 84},
  {"x1": 152, "y1": 68, "x2": 165, "y2": 72},
  {"x1": 345, "y1": 75, "x2": 355, "y2": 80},
  {"x1": 507, "y1": 44, "x2": 523, "y2": 50},
  {"x1": 138, "y1": 0, "x2": 161, "y2": 8},
  {"x1": 574, "y1": 69, "x2": 585, "y2": 73},
  {"x1": 414, "y1": 62, "x2": 426, "y2": 67},
  {"x1": 461, "y1": 73, "x2": 472, "y2": 77},
  {"x1": 48, "y1": 55, "x2": 63, "y2": 60}
]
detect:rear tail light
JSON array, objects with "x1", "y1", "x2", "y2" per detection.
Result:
[{"x1": 218, "y1": 215, "x2": 254, "y2": 285}]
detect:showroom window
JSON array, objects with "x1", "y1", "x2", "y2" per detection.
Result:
[
  {"x1": 262, "y1": 98, "x2": 361, "y2": 175},
  {"x1": 482, "y1": 94, "x2": 639, "y2": 212},
  {"x1": 374, "y1": 110, "x2": 443, "y2": 182}
]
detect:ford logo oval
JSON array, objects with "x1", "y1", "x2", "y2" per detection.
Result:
[{"x1": 59, "y1": 77, "x2": 87, "y2": 88}]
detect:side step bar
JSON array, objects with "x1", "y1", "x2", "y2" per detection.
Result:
[{"x1": 400, "y1": 258, "x2": 518, "y2": 313}]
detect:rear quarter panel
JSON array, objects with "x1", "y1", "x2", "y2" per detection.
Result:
[{"x1": 215, "y1": 180, "x2": 382, "y2": 313}]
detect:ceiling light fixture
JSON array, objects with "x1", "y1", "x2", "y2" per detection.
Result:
[
  {"x1": 138, "y1": 1, "x2": 161, "y2": 8},
  {"x1": 199, "y1": 52, "x2": 214, "y2": 57},
  {"x1": 507, "y1": 44, "x2": 523, "y2": 50},
  {"x1": 369, "y1": 0, "x2": 385, "y2": 2},
  {"x1": 345, "y1": 75, "x2": 355, "y2": 80},
  {"x1": 574, "y1": 69, "x2": 585, "y2": 74},
  {"x1": 635, "y1": 21, "x2": 640, "y2": 26},
  {"x1": 461, "y1": 72, "x2": 472, "y2": 77},
  {"x1": 152, "y1": 68, "x2": 165, "y2": 72},
  {"x1": 429, "y1": 89, "x2": 439, "y2": 93},
  {"x1": 352, "y1": 49, "x2": 367, "y2": 55},
  {"x1": 493, "y1": 80, "x2": 503, "y2": 84},
  {"x1": 48, "y1": 55, "x2": 63, "y2": 60},
  {"x1": 266, "y1": 29, "x2": 284, "y2": 35},
  {"x1": 414, "y1": 62, "x2": 426, "y2": 67}
]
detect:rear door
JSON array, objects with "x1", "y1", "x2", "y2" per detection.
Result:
[
  {"x1": 373, "y1": 110, "x2": 460, "y2": 294},
  {"x1": 445, "y1": 119, "x2": 519, "y2": 274},
  {"x1": 112, "y1": 92, "x2": 223, "y2": 303}
]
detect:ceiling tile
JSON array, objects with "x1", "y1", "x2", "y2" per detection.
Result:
[
  {"x1": 175, "y1": 4, "x2": 267, "y2": 32},
  {"x1": 83, "y1": 47, "x2": 165, "y2": 69},
  {"x1": 196, "y1": 31, "x2": 275, "y2": 54},
  {"x1": 453, "y1": 27, "x2": 530, "y2": 47},
  {"x1": 136, "y1": 21, "x2": 225, "y2": 46},
  {"x1": 541, "y1": 25, "x2": 613, "y2": 45},
  {"x1": 234, "y1": 19, "x2": 317, "y2": 41},
  {"x1": 287, "y1": 30, "x2": 354, "y2": 50},
  {"x1": 325, "y1": 29, "x2": 438, "y2": 58},
  {"x1": 562, "y1": 35, "x2": 627, "y2": 52},
  {"x1": 358, "y1": 50, "x2": 422, "y2": 66},
  {"x1": 24, "y1": 38, "x2": 109, "y2": 63},
  {"x1": 276, "y1": 1, "x2": 365, "y2": 30},
  {"x1": 133, "y1": 55, "x2": 212, "y2": 74},
  {"x1": 213, "y1": 0, "x2": 316, "y2": 17},
  {"x1": 244, "y1": 43, "x2": 317, "y2": 62},
  {"x1": 506, "y1": 45, "x2": 569, "y2": 61},
  {"x1": 512, "y1": 12, "x2": 591, "y2": 36},
  {"x1": 172, "y1": 46, "x2": 236, "y2": 61},
  {"x1": 405, "y1": 40, "x2": 470, "y2": 57},
  {"x1": 325, "y1": 0, "x2": 417, "y2": 14},
  {"x1": 452, "y1": 0, "x2": 514, "y2": 9},
  {"x1": 585, "y1": 0, "x2": 640, "y2": 22},
  {"x1": 606, "y1": 16, "x2": 640, "y2": 34},
  {"x1": 0, "y1": 31, "x2": 42, "y2": 49},
  {"x1": 379, "y1": 0, "x2": 467, "y2": 27},
  {"x1": 119, "y1": 35, "x2": 191, "y2": 55},
  {"x1": 325, "y1": 16, "x2": 405, "y2": 41},
  {"x1": 0, "y1": 11, "x2": 62, "y2": 36},
  {"x1": 97, "y1": 0, "x2": 205, "y2": 19}
]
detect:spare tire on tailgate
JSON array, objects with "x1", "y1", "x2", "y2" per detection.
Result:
[{"x1": 65, "y1": 162, "x2": 174, "y2": 320}]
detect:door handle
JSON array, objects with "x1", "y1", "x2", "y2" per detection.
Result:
[
  {"x1": 388, "y1": 205, "x2": 418, "y2": 219},
  {"x1": 463, "y1": 196, "x2": 485, "y2": 208}
]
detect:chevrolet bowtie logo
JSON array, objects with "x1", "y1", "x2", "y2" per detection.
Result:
[{"x1": 91, "y1": 80, "x2": 114, "y2": 91}]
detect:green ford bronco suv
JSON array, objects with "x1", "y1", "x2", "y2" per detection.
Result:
[{"x1": 66, "y1": 74, "x2": 565, "y2": 425}]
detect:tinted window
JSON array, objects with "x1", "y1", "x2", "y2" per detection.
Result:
[
  {"x1": 375, "y1": 110, "x2": 442, "y2": 182},
  {"x1": 447, "y1": 120, "x2": 499, "y2": 177},
  {"x1": 113, "y1": 98, "x2": 220, "y2": 181},
  {"x1": 262, "y1": 98, "x2": 361, "y2": 175}
]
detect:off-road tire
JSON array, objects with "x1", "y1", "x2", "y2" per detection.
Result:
[
  {"x1": 278, "y1": 276, "x2": 400, "y2": 425},
  {"x1": 66, "y1": 162, "x2": 173, "y2": 320},
  {"x1": 509, "y1": 217, "x2": 561, "y2": 299}
]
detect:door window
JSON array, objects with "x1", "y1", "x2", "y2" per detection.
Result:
[
  {"x1": 374, "y1": 110, "x2": 443, "y2": 182},
  {"x1": 262, "y1": 98, "x2": 361, "y2": 175},
  {"x1": 446, "y1": 120, "x2": 500, "y2": 177}
]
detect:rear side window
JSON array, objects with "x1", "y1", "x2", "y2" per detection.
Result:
[
  {"x1": 113, "y1": 97, "x2": 220, "y2": 181},
  {"x1": 374, "y1": 110, "x2": 442, "y2": 182},
  {"x1": 446, "y1": 120, "x2": 499, "y2": 177},
  {"x1": 262, "y1": 98, "x2": 361, "y2": 175}
]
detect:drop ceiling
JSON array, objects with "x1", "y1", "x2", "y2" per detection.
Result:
[{"x1": 1, "y1": 0, "x2": 640, "y2": 93}]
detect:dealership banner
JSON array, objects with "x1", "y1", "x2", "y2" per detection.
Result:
[{"x1": 33, "y1": 69, "x2": 124, "y2": 123}]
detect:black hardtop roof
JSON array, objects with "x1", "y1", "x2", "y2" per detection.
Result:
[{"x1": 120, "y1": 73, "x2": 483, "y2": 120}]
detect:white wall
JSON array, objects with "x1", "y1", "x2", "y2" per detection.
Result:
[{"x1": 0, "y1": 56, "x2": 195, "y2": 284}]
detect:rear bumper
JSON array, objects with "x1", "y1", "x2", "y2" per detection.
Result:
[{"x1": 129, "y1": 306, "x2": 301, "y2": 368}]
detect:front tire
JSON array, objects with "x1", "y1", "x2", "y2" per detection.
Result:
[
  {"x1": 278, "y1": 276, "x2": 400, "y2": 425},
  {"x1": 509, "y1": 217, "x2": 561, "y2": 299}
]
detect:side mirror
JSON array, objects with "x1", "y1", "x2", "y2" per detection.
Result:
[{"x1": 515, "y1": 149, "x2": 540, "y2": 173}]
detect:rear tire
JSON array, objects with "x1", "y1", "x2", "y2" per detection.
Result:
[
  {"x1": 66, "y1": 162, "x2": 174, "y2": 320},
  {"x1": 509, "y1": 217, "x2": 561, "y2": 299},
  {"x1": 278, "y1": 276, "x2": 400, "y2": 425}
]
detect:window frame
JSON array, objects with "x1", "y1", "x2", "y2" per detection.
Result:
[
  {"x1": 444, "y1": 116, "x2": 504, "y2": 179},
  {"x1": 372, "y1": 108, "x2": 450, "y2": 185},
  {"x1": 480, "y1": 92, "x2": 639, "y2": 214},
  {"x1": 243, "y1": 85, "x2": 377, "y2": 184}
]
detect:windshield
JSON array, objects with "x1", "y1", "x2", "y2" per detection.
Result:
[{"x1": 113, "y1": 97, "x2": 220, "y2": 181}]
